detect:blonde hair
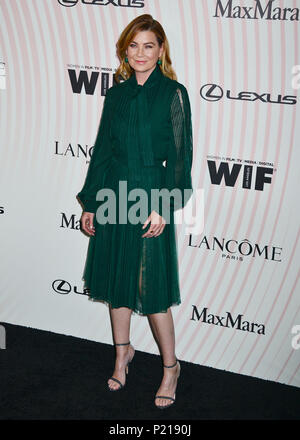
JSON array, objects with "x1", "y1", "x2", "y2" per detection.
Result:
[{"x1": 114, "y1": 14, "x2": 177, "y2": 83}]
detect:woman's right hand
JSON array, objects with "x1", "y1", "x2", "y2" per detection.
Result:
[{"x1": 80, "y1": 212, "x2": 95, "y2": 236}]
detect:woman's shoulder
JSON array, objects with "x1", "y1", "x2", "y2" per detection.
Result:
[
  {"x1": 163, "y1": 75, "x2": 187, "y2": 90},
  {"x1": 105, "y1": 80, "x2": 126, "y2": 98},
  {"x1": 162, "y1": 76, "x2": 190, "y2": 104}
]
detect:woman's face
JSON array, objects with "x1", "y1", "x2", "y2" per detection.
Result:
[{"x1": 126, "y1": 30, "x2": 164, "y2": 74}]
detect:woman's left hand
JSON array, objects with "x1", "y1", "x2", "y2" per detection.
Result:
[{"x1": 141, "y1": 210, "x2": 166, "y2": 238}]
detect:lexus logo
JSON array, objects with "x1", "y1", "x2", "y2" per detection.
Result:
[
  {"x1": 57, "y1": 0, "x2": 78, "y2": 6},
  {"x1": 52, "y1": 279, "x2": 72, "y2": 294},
  {"x1": 52, "y1": 279, "x2": 90, "y2": 296},
  {"x1": 200, "y1": 84, "x2": 223, "y2": 101},
  {"x1": 200, "y1": 83, "x2": 296, "y2": 105}
]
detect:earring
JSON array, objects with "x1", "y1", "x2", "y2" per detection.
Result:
[
  {"x1": 157, "y1": 58, "x2": 162, "y2": 65},
  {"x1": 125, "y1": 56, "x2": 128, "y2": 63}
]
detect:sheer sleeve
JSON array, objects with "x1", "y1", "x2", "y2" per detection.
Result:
[
  {"x1": 77, "y1": 87, "x2": 114, "y2": 213},
  {"x1": 159, "y1": 85, "x2": 193, "y2": 221}
]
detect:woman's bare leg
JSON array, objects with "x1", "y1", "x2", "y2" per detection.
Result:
[
  {"x1": 107, "y1": 305, "x2": 135, "y2": 390},
  {"x1": 148, "y1": 308, "x2": 181, "y2": 407}
]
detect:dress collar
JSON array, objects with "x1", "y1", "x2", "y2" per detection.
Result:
[{"x1": 127, "y1": 63, "x2": 163, "y2": 92}]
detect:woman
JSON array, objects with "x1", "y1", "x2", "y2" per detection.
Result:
[{"x1": 77, "y1": 14, "x2": 193, "y2": 409}]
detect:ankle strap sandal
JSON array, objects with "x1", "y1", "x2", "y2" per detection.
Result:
[
  {"x1": 155, "y1": 358, "x2": 180, "y2": 409},
  {"x1": 108, "y1": 341, "x2": 135, "y2": 392},
  {"x1": 114, "y1": 341, "x2": 130, "y2": 346},
  {"x1": 163, "y1": 358, "x2": 178, "y2": 368}
]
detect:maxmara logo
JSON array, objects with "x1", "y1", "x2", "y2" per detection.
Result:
[
  {"x1": 213, "y1": 0, "x2": 299, "y2": 21},
  {"x1": 59, "y1": 213, "x2": 81, "y2": 230},
  {"x1": 191, "y1": 306, "x2": 266, "y2": 335},
  {"x1": 58, "y1": 0, "x2": 144, "y2": 7}
]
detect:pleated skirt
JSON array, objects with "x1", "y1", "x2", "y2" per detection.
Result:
[{"x1": 82, "y1": 155, "x2": 181, "y2": 315}]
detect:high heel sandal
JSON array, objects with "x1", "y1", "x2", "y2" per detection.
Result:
[
  {"x1": 107, "y1": 341, "x2": 135, "y2": 392},
  {"x1": 154, "y1": 358, "x2": 180, "y2": 409}
]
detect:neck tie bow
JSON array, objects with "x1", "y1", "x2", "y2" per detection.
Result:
[{"x1": 125, "y1": 65, "x2": 162, "y2": 182}]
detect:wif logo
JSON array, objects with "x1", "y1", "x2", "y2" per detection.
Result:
[
  {"x1": 207, "y1": 159, "x2": 274, "y2": 191},
  {"x1": 68, "y1": 68, "x2": 112, "y2": 96}
]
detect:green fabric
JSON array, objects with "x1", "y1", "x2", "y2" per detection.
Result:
[{"x1": 77, "y1": 64, "x2": 193, "y2": 315}]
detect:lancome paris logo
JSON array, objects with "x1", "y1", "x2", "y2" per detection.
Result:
[
  {"x1": 200, "y1": 84, "x2": 296, "y2": 105},
  {"x1": 55, "y1": 140, "x2": 94, "y2": 163},
  {"x1": 58, "y1": 0, "x2": 144, "y2": 8},
  {"x1": 213, "y1": 0, "x2": 299, "y2": 21},
  {"x1": 191, "y1": 305, "x2": 265, "y2": 335},
  {"x1": 188, "y1": 235, "x2": 282, "y2": 262}
]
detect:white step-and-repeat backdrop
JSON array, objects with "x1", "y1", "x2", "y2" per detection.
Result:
[{"x1": 0, "y1": 0, "x2": 299, "y2": 387}]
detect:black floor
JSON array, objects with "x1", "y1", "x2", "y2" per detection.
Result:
[{"x1": 0, "y1": 322, "x2": 299, "y2": 421}]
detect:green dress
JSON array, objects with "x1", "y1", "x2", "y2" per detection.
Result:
[{"x1": 77, "y1": 64, "x2": 193, "y2": 315}]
